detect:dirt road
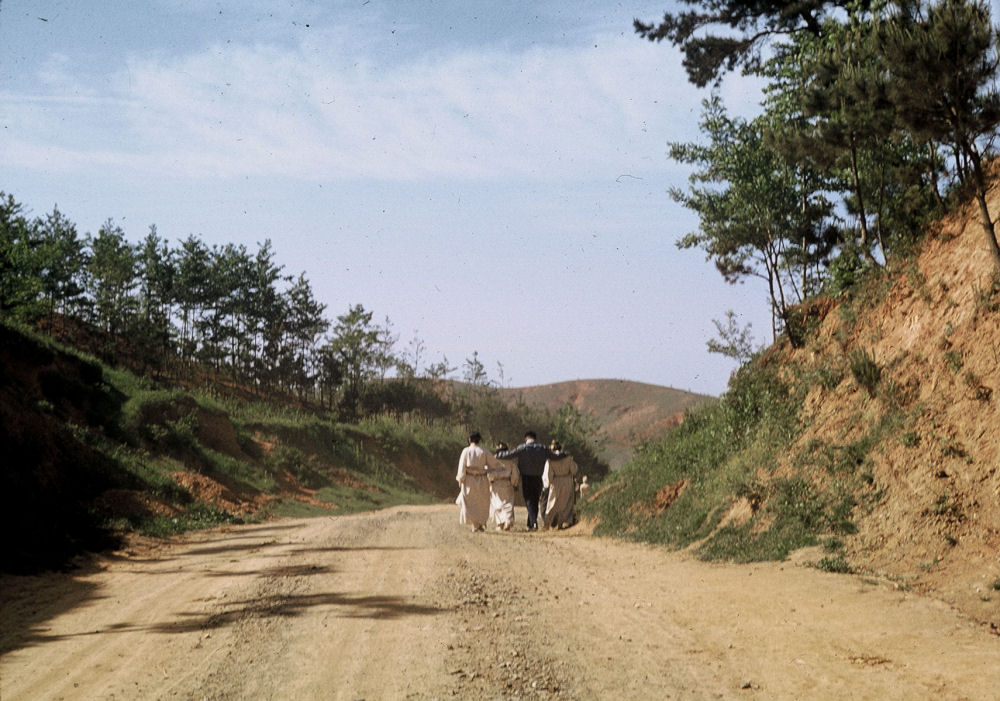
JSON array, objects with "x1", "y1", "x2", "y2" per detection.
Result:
[{"x1": 2, "y1": 505, "x2": 997, "y2": 700}]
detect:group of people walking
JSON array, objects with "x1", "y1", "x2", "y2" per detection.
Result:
[{"x1": 456, "y1": 430, "x2": 586, "y2": 532}]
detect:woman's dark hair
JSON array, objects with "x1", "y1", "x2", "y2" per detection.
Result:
[
  {"x1": 495, "y1": 442, "x2": 508, "y2": 452},
  {"x1": 469, "y1": 432, "x2": 482, "y2": 444}
]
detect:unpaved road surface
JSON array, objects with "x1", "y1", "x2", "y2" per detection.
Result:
[{"x1": 2, "y1": 505, "x2": 998, "y2": 700}]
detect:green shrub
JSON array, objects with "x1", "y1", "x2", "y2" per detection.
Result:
[
  {"x1": 818, "y1": 366, "x2": 845, "y2": 391},
  {"x1": 138, "y1": 503, "x2": 240, "y2": 537},
  {"x1": 848, "y1": 348, "x2": 881, "y2": 396},
  {"x1": 723, "y1": 360, "x2": 799, "y2": 444},
  {"x1": 587, "y1": 356, "x2": 807, "y2": 562},
  {"x1": 827, "y1": 247, "x2": 869, "y2": 299},
  {"x1": 816, "y1": 556, "x2": 853, "y2": 573},
  {"x1": 944, "y1": 349, "x2": 963, "y2": 373},
  {"x1": 698, "y1": 521, "x2": 817, "y2": 562},
  {"x1": 265, "y1": 444, "x2": 328, "y2": 489},
  {"x1": 973, "y1": 271, "x2": 1000, "y2": 312},
  {"x1": 823, "y1": 537, "x2": 845, "y2": 553},
  {"x1": 783, "y1": 306, "x2": 811, "y2": 349}
]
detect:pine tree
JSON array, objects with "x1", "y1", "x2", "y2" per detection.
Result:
[
  {"x1": 174, "y1": 235, "x2": 211, "y2": 365},
  {"x1": 36, "y1": 206, "x2": 88, "y2": 320},
  {"x1": 635, "y1": 0, "x2": 845, "y2": 87},
  {"x1": 248, "y1": 240, "x2": 288, "y2": 392},
  {"x1": 135, "y1": 225, "x2": 176, "y2": 376},
  {"x1": 0, "y1": 194, "x2": 45, "y2": 321},
  {"x1": 880, "y1": 0, "x2": 1000, "y2": 269},
  {"x1": 283, "y1": 272, "x2": 329, "y2": 398},
  {"x1": 322, "y1": 304, "x2": 394, "y2": 419},
  {"x1": 86, "y1": 219, "x2": 138, "y2": 347}
]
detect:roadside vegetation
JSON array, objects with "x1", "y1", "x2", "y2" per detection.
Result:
[
  {"x1": 586, "y1": 0, "x2": 1000, "y2": 575},
  {"x1": 0, "y1": 313, "x2": 608, "y2": 573},
  {"x1": 585, "y1": 332, "x2": 874, "y2": 565},
  {"x1": 584, "y1": 257, "x2": 985, "y2": 568}
]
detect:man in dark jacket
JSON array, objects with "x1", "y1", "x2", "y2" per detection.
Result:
[{"x1": 497, "y1": 431, "x2": 566, "y2": 530}]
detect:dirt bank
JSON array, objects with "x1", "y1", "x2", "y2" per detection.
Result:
[{"x1": 2, "y1": 505, "x2": 997, "y2": 700}]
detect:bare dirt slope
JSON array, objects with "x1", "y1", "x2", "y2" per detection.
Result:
[
  {"x1": 2, "y1": 505, "x2": 997, "y2": 701},
  {"x1": 775, "y1": 180, "x2": 1000, "y2": 627}
]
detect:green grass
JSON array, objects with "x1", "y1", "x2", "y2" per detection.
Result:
[
  {"x1": 848, "y1": 348, "x2": 882, "y2": 397},
  {"x1": 265, "y1": 480, "x2": 434, "y2": 519},
  {"x1": 359, "y1": 412, "x2": 466, "y2": 454},
  {"x1": 816, "y1": 556, "x2": 853, "y2": 573},
  {"x1": 585, "y1": 329, "x2": 900, "y2": 566},
  {"x1": 4, "y1": 323, "x2": 456, "y2": 559},
  {"x1": 133, "y1": 504, "x2": 247, "y2": 538},
  {"x1": 586, "y1": 359, "x2": 805, "y2": 557}
]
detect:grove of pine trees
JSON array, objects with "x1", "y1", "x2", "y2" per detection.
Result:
[
  {"x1": 641, "y1": 0, "x2": 1000, "y2": 341},
  {"x1": 0, "y1": 195, "x2": 428, "y2": 416}
]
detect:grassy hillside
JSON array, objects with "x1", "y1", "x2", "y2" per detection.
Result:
[
  {"x1": 0, "y1": 322, "x2": 623, "y2": 574},
  {"x1": 500, "y1": 380, "x2": 712, "y2": 469},
  {"x1": 0, "y1": 322, "x2": 464, "y2": 572},
  {"x1": 585, "y1": 180, "x2": 1000, "y2": 630}
]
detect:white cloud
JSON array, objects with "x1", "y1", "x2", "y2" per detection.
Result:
[{"x1": 5, "y1": 28, "x2": 711, "y2": 182}]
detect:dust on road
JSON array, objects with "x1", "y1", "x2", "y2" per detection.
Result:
[{"x1": 2, "y1": 505, "x2": 997, "y2": 700}]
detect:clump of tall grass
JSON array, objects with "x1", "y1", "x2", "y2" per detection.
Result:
[{"x1": 848, "y1": 348, "x2": 881, "y2": 397}]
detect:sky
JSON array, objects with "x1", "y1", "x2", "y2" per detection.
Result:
[{"x1": 1, "y1": 0, "x2": 789, "y2": 396}]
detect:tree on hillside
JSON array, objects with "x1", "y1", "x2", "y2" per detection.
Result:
[
  {"x1": 246, "y1": 240, "x2": 288, "y2": 391},
  {"x1": 761, "y1": 14, "x2": 942, "y2": 267},
  {"x1": 194, "y1": 243, "x2": 242, "y2": 374},
  {"x1": 669, "y1": 96, "x2": 833, "y2": 338},
  {"x1": 282, "y1": 273, "x2": 329, "y2": 398},
  {"x1": 552, "y1": 402, "x2": 606, "y2": 456},
  {"x1": 174, "y1": 235, "x2": 211, "y2": 364},
  {"x1": 879, "y1": 0, "x2": 1000, "y2": 269},
  {"x1": 706, "y1": 309, "x2": 758, "y2": 363},
  {"x1": 634, "y1": 0, "x2": 846, "y2": 86},
  {"x1": 322, "y1": 304, "x2": 396, "y2": 418},
  {"x1": 36, "y1": 206, "x2": 88, "y2": 319},
  {"x1": 462, "y1": 350, "x2": 489, "y2": 386},
  {"x1": 373, "y1": 315, "x2": 399, "y2": 381},
  {"x1": 424, "y1": 355, "x2": 456, "y2": 380},
  {"x1": 135, "y1": 225, "x2": 176, "y2": 375},
  {"x1": 396, "y1": 332, "x2": 426, "y2": 380},
  {"x1": 86, "y1": 219, "x2": 138, "y2": 343},
  {"x1": 0, "y1": 194, "x2": 45, "y2": 321},
  {"x1": 799, "y1": 20, "x2": 892, "y2": 263}
]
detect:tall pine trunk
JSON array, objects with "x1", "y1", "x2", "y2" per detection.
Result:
[
  {"x1": 849, "y1": 141, "x2": 878, "y2": 265},
  {"x1": 967, "y1": 146, "x2": 1000, "y2": 270}
]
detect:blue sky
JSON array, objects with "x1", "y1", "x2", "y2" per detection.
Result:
[{"x1": 2, "y1": 0, "x2": 784, "y2": 395}]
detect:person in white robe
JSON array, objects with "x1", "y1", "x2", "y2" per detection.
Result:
[
  {"x1": 456, "y1": 432, "x2": 499, "y2": 531},
  {"x1": 542, "y1": 441, "x2": 579, "y2": 529},
  {"x1": 488, "y1": 442, "x2": 520, "y2": 531}
]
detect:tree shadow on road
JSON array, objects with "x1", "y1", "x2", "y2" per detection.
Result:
[
  {"x1": 0, "y1": 570, "x2": 104, "y2": 656},
  {"x1": 157, "y1": 590, "x2": 446, "y2": 631},
  {"x1": 11, "y1": 589, "x2": 444, "y2": 648},
  {"x1": 0, "y1": 522, "x2": 436, "y2": 655}
]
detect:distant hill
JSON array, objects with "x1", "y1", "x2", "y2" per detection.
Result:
[{"x1": 498, "y1": 380, "x2": 713, "y2": 469}]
